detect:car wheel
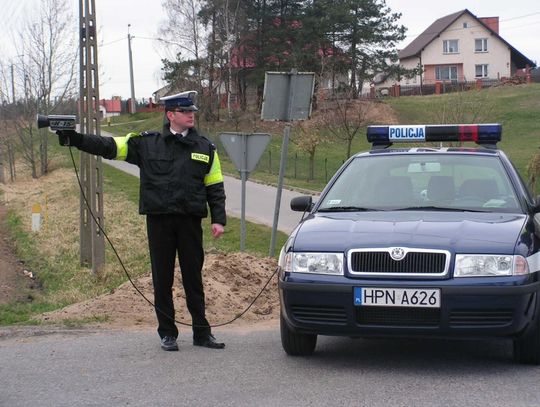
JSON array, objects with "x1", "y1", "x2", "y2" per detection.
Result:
[
  {"x1": 513, "y1": 312, "x2": 540, "y2": 365},
  {"x1": 280, "y1": 313, "x2": 317, "y2": 356}
]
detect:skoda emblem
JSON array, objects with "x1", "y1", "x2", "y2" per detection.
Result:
[{"x1": 390, "y1": 247, "x2": 406, "y2": 261}]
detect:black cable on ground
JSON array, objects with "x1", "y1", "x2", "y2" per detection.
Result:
[{"x1": 68, "y1": 147, "x2": 278, "y2": 328}]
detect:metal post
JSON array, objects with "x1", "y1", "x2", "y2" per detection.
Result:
[
  {"x1": 79, "y1": 0, "x2": 105, "y2": 273},
  {"x1": 269, "y1": 69, "x2": 296, "y2": 257},
  {"x1": 240, "y1": 133, "x2": 248, "y2": 251},
  {"x1": 127, "y1": 24, "x2": 136, "y2": 114}
]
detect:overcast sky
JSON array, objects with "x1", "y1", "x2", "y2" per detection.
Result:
[{"x1": 0, "y1": 0, "x2": 538, "y2": 100}]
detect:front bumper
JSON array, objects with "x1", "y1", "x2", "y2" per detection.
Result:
[{"x1": 279, "y1": 274, "x2": 540, "y2": 339}]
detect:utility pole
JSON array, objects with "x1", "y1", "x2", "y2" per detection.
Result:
[
  {"x1": 79, "y1": 0, "x2": 105, "y2": 273},
  {"x1": 127, "y1": 24, "x2": 136, "y2": 114}
]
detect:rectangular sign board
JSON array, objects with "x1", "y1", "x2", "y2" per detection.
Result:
[{"x1": 261, "y1": 72, "x2": 315, "y2": 121}]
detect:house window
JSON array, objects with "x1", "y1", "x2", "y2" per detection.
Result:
[
  {"x1": 463, "y1": 22, "x2": 468, "y2": 28},
  {"x1": 475, "y1": 64, "x2": 488, "y2": 78},
  {"x1": 475, "y1": 38, "x2": 488, "y2": 52},
  {"x1": 443, "y1": 40, "x2": 459, "y2": 53},
  {"x1": 436, "y1": 66, "x2": 458, "y2": 81}
]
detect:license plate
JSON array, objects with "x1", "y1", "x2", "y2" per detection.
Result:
[{"x1": 354, "y1": 287, "x2": 440, "y2": 308}]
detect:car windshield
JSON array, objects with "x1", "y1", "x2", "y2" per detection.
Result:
[{"x1": 317, "y1": 153, "x2": 522, "y2": 213}]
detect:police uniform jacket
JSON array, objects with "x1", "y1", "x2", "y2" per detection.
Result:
[{"x1": 70, "y1": 124, "x2": 226, "y2": 225}]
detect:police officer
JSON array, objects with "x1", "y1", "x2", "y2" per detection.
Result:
[{"x1": 57, "y1": 91, "x2": 226, "y2": 351}]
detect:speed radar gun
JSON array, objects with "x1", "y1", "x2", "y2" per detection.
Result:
[{"x1": 37, "y1": 114, "x2": 77, "y2": 146}]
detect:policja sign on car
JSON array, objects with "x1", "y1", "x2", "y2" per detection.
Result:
[{"x1": 388, "y1": 125, "x2": 426, "y2": 140}]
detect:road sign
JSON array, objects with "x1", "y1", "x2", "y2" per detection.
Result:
[
  {"x1": 260, "y1": 70, "x2": 315, "y2": 256},
  {"x1": 261, "y1": 71, "x2": 315, "y2": 121},
  {"x1": 219, "y1": 132, "x2": 271, "y2": 173},
  {"x1": 219, "y1": 132, "x2": 271, "y2": 251}
]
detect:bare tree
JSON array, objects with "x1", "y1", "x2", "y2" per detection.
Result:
[
  {"x1": 319, "y1": 92, "x2": 372, "y2": 159},
  {"x1": 292, "y1": 117, "x2": 330, "y2": 181},
  {"x1": 216, "y1": 0, "x2": 242, "y2": 119},
  {"x1": 433, "y1": 90, "x2": 495, "y2": 125},
  {"x1": 430, "y1": 89, "x2": 496, "y2": 148},
  {"x1": 159, "y1": 0, "x2": 207, "y2": 98},
  {"x1": 1, "y1": 0, "x2": 78, "y2": 179},
  {"x1": 0, "y1": 63, "x2": 13, "y2": 182},
  {"x1": 20, "y1": 0, "x2": 78, "y2": 175}
]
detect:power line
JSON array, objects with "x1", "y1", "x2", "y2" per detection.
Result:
[
  {"x1": 503, "y1": 20, "x2": 540, "y2": 31},
  {"x1": 99, "y1": 35, "x2": 180, "y2": 48},
  {"x1": 100, "y1": 37, "x2": 125, "y2": 47},
  {"x1": 502, "y1": 11, "x2": 540, "y2": 22},
  {"x1": 135, "y1": 35, "x2": 179, "y2": 45}
]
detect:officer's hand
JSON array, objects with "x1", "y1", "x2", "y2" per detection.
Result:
[
  {"x1": 211, "y1": 223, "x2": 224, "y2": 238},
  {"x1": 56, "y1": 130, "x2": 76, "y2": 146}
]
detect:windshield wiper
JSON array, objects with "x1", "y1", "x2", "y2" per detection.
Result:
[
  {"x1": 318, "y1": 206, "x2": 381, "y2": 212},
  {"x1": 395, "y1": 206, "x2": 490, "y2": 212}
]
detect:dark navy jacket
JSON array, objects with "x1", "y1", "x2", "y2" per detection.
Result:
[{"x1": 70, "y1": 124, "x2": 226, "y2": 225}]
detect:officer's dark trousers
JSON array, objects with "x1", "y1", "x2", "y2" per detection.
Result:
[{"x1": 146, "y1": 214, "x2": 211, "y2": 340}]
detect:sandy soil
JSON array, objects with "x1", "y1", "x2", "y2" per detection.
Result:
[{"x1": 39, "y1": 251, "x2": 280, "y2": 330}]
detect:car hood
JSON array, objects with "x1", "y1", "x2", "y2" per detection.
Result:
[{"x1": 291, "y1": 211, "x2": 527, "y2": 254}]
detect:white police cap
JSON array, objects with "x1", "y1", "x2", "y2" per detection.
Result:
[{"x1": 161, "y1": 90, "x2": 198, "y2": 111}]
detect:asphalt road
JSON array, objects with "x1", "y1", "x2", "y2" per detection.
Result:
[{"x1": 1, "y1": 325, "x2": 540, "y2": 407}]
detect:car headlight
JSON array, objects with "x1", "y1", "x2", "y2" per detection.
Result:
[
  {"x1": 282, "y1": 252, "x2": 344, "y2": 275},
  {"x1": 454, "y1": 254, "x2": 529, "y2": 277}
]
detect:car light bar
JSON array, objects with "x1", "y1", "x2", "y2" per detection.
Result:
[{"x1": 367, "y1": 124, "x2": 502, "y2": 147}]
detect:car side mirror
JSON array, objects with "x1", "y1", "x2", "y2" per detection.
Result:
[
  {"x1": 291, "y1": 196, "x2": 313, "y2": 212},
  {"x1": 534, "y1": 196, "x2": 540, "y2": 213}
]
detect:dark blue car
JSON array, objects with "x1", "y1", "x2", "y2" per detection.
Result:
[{"x1": 278, "y1": 124, "x2": 540, "y2": 364}]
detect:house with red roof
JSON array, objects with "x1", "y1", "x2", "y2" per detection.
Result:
[
  {"x1": 99, "y1": 97, "x2": 122, "y2": 118},
  {"x1": 396, "y1": 9, "x2": 535, "y2": 87}
]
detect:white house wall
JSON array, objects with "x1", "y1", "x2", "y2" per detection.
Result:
[
  {"x1": 421, "y1": 14, "x2": 511, "y2": 81},
  {"x1": 395, "y1": 13, "x2": 514, "y2": 88}
]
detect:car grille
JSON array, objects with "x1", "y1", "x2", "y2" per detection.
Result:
[
  {"x1": 356, "y1": 306, "x2": 440, "y2": 327},
  {"x1": 449, "y1": 309, "x2": 513, "y2": 327},
  {"x1": 349, "y1": 249, "x2": 449, "y2": 276},
  {"x1": 291, "y1": 305, "x2": 347, "y2": 325}
]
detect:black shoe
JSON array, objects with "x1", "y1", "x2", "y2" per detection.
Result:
[
  {"x1": 160, "y1": 336, "x2": 179, "y2": 351},
  {"x1": 193, "y1": 334, "x2": 225, "y2": 349}
]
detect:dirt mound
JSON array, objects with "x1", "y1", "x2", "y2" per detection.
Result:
[{"x1": 40, "y1": 252, "x2": 279, "y2": 329}]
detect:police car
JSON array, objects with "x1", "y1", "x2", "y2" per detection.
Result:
[{"x1": 278, "y1": 124, "x2": 540, "y2": 364}]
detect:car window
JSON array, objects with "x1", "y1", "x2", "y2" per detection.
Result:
[{"x1": 318, "y1": 154, "x2": 522, "y2": 212}]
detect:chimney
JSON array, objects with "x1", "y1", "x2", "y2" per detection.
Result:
[{"x1": 479, "y1": 17, "x2": 499, "y2": 34}]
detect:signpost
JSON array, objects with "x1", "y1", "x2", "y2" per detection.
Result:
[
  {"x1": 219, "y1": 132, "x2": 271, "y2": 251},
  {"x1": 261, "y1": 70, "x2": 315, "y2": 257}
]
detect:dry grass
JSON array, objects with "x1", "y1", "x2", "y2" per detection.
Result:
[{"x1": 1, "y1": 164, "x2": 149, "y2": 305}]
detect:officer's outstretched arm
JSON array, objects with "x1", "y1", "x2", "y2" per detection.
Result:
[
  {"x1": 56, "y1": 130, "x2": 118, "y2": 160},
  {"x1": 56, "y1": 130, "x2": 82, "y2": 147}
]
